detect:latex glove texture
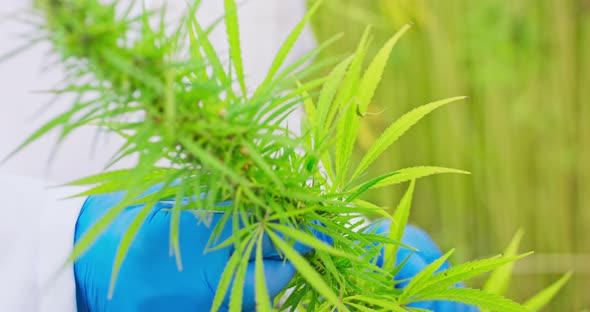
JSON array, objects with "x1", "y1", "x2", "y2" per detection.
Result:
[
  {"x1": 74, "y1": 188, "x2": 476, "y2": 312},
  {"x1": 73, "y1": 190, "x2": 329, "y2": 312},
  {"x1": 371, "y1": 219, "x2": 479, "y2": 312}
]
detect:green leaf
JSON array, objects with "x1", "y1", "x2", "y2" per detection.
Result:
[
  {"x1": 334, "y1": 26, "x2": 372, "y2": 187},
  {"x1": 299, "y1": 80, "x2": 317, "y2": 131},
  {"x1": 410, "y1": 288, "x2": 527, "y2": 312},
  {"x1": 266, "y1": 229, "x2": 349, "y2": 311},
  {"x1": 188, "y1": 6, "x2": 230, "y2": 87},
  {"x1": 524, "y1": 272, "x2": 572, "y2": 312},
  {"x1": 65, "y1": 145, "x2": 164, "y2": 269},
  {"x1": 315, "y1": 56, "x2": 354, "y2": 142},
  {"x1": 255, "y1": 233, "x2": 272, "y2": 312},
  {"x1": 384, "y1": 180, "x2": 415, "y2": 270},
  {"x1": 351, "y1": 97, "x2": 468, "y2": 181},
  {"x1": 483, "y1": 229, "x2": 525, "y2": 297},
  {"x1": 344, "y1": 170, "x2": 401, "y2": 203},
  {"x1": 1, "y1": 102, "x2": 86, "y2": 164},
  {"x1": 401, "y1": 249, "x2": 455, "y2": 301},
  {"x1": 267, "y1": 223, "x2": 358, "y2": 261},
  {"x1": 223, "y1": 0, "x2": 246, "y2": 96},
  {"x1": 345, "y1": 302, "x2": 379, "y2": 312},
  {"x1": 211, "y1": 232, "x2": 243, "y2": 312},
  {"x1": 420, "y1": 252, "x2": 533, "y2": 296},
  {"x1": 101, "y1": 48, "x2": 163, "y2": 92},
  {"x1": 240, "y1": 140, "x2": 284, "y2": 191},
  {"x1": 255, "y1": 0, "x2": 323, "y2": 95},
  {"x1": 229, "y1": 235, "x2": 257, "y2": 312},
  {"x1": 357, "y1": 23, "x2": 411, "y2": 116},
  {"x1": 349, "y1": 166, "x2": 469, "y2": 192},
  {"x1": 64, "y1": 167, "x2": 170, "y2": 187},
  {"x1": 315, "y1": 248, "x2": 346, "y2": 286},
  {"x1": 344, "y1": 295, "x2": 405, "y2": 311},
  {"x1": 180, "y1": 138, "x2": 250, "y2": 186},
  {"x1": 170, "y1": 175, "x2": 189, "y2": 271},
  {"x1": 108, "y1": 199, "x2": 157, "y2": 299}
]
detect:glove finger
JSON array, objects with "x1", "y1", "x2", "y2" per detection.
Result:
[
  {"x1": 241, "y1": 259, "x2": 296, "y2": 310},
  {"x1": 394, "y1": 249, "x2": 430, "y2": 288},
  {"x1": 401, "y1": 224, "x2": 448, "y2": 266}
]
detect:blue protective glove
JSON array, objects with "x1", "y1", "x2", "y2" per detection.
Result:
[
  {"x1": 73, "y1": 189, "x2": 331, "y2": 312},
  {"x1": 369, "y1": 219, "x2": 479, "y2": 312}
]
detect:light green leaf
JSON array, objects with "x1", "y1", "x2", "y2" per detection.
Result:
[
  {"x1": 344, "y1": 295, "x2": 405, "y2": 311},
  {"x1": 314, "y1": 248, "x2": 345, "y2": 286},
  {"x1": 211, "y1": 233, "x2": 242, "y2": 312},
  {"x1": 345, "y1": 302, "x2": 379, "y2": 312},
  {"x1": 188, "y1": 6, "x2": 230, "y2": 87},
  {"x1": 66, "y1": 153, "x2": 161, "y2": 265},
  {"x1": 101, "y1": 48, "x2": 163, "y2": 92},
  {"x1": 180, "y1": 138, "x2": 250, "y2": 186},
  {"x1": 384, "y1": 180, "x2": 415, "y2": 270},
  {"x1": 298, "y1": 80, "x2": 316, "y2": 131},
  {"x1": 1, "y1": 102, "x2": 86, "y2": 164},
  {"x1": 344, "y1": 171, "x2": 401, "y2": 203},
  {"x1": 401, "y1": 249, "x2": 455, "y2": 301},
  {"x1": 223, "y1": 0, "x2": 246, "y2": 96},
  {"x1": 483, "y1": 229, "x2": 525, "y2": 297},
  {"x1": 255, "y1": 0, "x2": 323, "y2": 95},
  {"x1": 268, "y1": 223, "x2": 358, "y2": 261},
  {"x1": 64, "y1": 167, "x2": 171, "y2": 187},
  {"x1": 67, "y1": 191, "x2": 147, "y2": 263},
  {"x1": 357, "y1": 23, "x2": 412, "y2": 116},
  {"x1": 315, "y1": 56, "x2": 354, "y2": 142},
  {"x1": 410, "y1": 288, "x2": 527, "y2": 312},
  {"x1": 334, "y1": 26, "x2": 372, "y2": 187},
  {"x1": 240, "y1": 140, "x2": 284, "y2": 191},
  {"x1": 420, "y1": 252, "x2": 533, "y2": 296},
  {"x1": 266, "y1": 229, "x2": 349, "y2": 311},
  {"x1": 255, "y1": 234, "x2": 272, "y2": 312},
  {"x1": 349, "y1": 166, "x2": 469, "y2": 192},
  {"x1": 170, "y1": 175, "x2": 189, "y2": 271},
  {"x1": 524, "y1": 272, "x2": 572, "y2": 312},
  {"x1": 229, "y1": 235, "x2": 257, "y2": 312},
  {"x1": 108, "y1": 200, "x2": 157, "y2": 299},
  {"x1": 351, "y1": 97, "x2": 468, "y2": 181}
]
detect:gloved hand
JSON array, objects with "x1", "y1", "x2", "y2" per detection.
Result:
[
  {"x1": 73, "y1": 188, "x2": 331, "y2": 312},
  {"x1": 369, "y1": 219, "x2": 479, "y2": 312}
]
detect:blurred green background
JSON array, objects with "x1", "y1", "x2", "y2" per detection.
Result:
[{"x1": 307, "y1": 0, "x2": 589, "y2": 310}]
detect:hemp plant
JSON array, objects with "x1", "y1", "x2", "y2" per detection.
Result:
[{"x1": 1, "y1": 0, "x2": 549, "y2": 311}]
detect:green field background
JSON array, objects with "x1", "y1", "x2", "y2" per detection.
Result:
[{"x1": 307, "y1": 0, "x2": 590, "y2": 310}]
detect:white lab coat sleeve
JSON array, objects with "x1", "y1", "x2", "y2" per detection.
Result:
[{"x1": 0, "y1": 174, "x2": 86, "y2": 312}]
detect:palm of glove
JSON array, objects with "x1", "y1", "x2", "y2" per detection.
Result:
[{"x1": 73, "y1": 192, "x2": 302, "y2": 312}]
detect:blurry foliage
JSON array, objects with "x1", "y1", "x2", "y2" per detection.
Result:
[{"x1": 308, "y1": 0, "x2": 590, "y2": 310}]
